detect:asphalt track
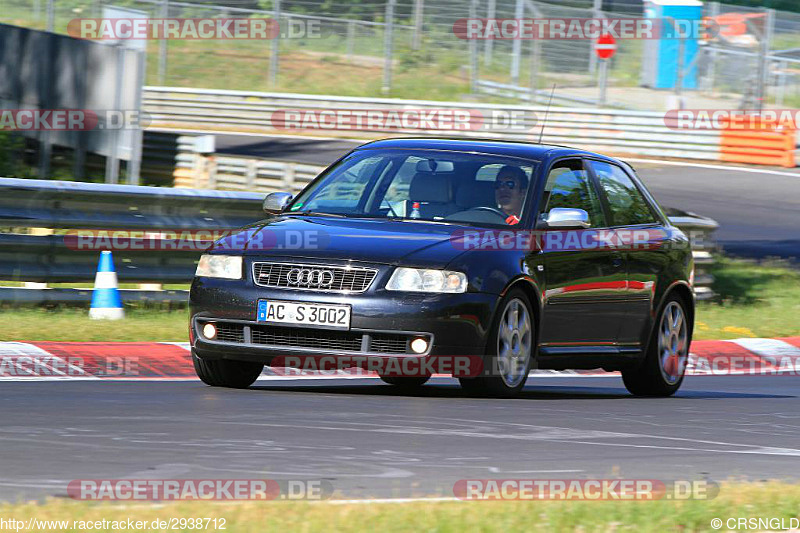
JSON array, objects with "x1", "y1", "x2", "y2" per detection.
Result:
[
  {"x1": 214, "y1": 134, "x2": 800, "y2": 259},
  {"x1": 1, "y1": 375, "x2": 798, "y2": 502}
]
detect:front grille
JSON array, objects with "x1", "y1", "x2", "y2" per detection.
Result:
[
  {"x1": 252, "y1": 262, "x2": 378, "y2": 293},
  {"x1": 370, "y1": 334, "x2": 411, "y2": 354},
  {"x1": 251, "y1": 324, "x2": 363, "y2": 352},
  {"x1": 214, "y1": 322, "x2": 245, "y2": 343}
]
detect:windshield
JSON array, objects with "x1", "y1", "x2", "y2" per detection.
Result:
[{"x1": 288, "y1": 149, "x2": 538, "y2": 227}]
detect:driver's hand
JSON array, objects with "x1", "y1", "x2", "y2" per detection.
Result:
[{"x1": 505, "y1": 214, "x2": 520, "y2": 225}]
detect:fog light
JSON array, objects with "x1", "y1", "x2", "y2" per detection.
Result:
[
  {"x1": 202, "y1": 323, "x2": 217, "y2": 340},
  {"x1": 410, "y1": 337, "x2": 429, "y2": 354}
]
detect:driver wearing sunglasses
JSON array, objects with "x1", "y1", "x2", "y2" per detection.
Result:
[{"x1": 494, "y1": 165, "x2": 528, "y2": 225}]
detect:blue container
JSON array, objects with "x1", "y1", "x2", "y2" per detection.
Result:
[{"x1": 641, "y1": 0, "x2": 703, "y2": 90}]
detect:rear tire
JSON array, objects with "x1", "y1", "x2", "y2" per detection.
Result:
[
  {"x1": 459, "y1": 289, "x2": 534, "y2": 398},
  {"x1": 622, "y1": 294, "x2": 690, "y2": 397},
  {"x1": 379, "y1": 375, "x2": 430, "y2": 388},
  {"x1": 192, "y1": 350, "x2": 263, "y2": 389}
]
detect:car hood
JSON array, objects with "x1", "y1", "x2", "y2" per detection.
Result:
[{"x1": 209, "y1": 215, "x2": 473, "y2": 268}]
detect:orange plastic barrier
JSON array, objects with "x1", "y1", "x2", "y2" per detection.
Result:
[{"x1": 719, "y1": 115, "x2": 796, "y2": 168}]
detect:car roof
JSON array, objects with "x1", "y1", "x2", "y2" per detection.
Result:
[{"x1": 354, "y1": 137, "x2": 623, "y2": 165}]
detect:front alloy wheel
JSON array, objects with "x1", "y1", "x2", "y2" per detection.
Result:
[{"x1": 459, "y1": 289, "x2": 534, "y2": 397}]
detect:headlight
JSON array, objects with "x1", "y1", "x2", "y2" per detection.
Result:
[
  {"x1": 195, "y1": 254, "x2": 243, "y2": 279},
  {"x1": 386, "y1": 267, "x2": 467, "y2": 293}
]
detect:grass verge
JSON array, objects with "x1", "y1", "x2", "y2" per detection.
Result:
[
  {"x1": 1, "y1": 482, "x2": 798, "y2": 532},
  {"x1": 0, "y1": 259, "x2": 797, "y2": 343}
]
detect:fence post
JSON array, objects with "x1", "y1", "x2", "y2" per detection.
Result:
[
  {"x1": 705, "y1": 1, "x2": 720, "y2": 93},
  {"x1": 484, "y1": 0, "x2": 495, "y2": 66},
  {"x1": 346, "y1": 20, "x2": 356, "y2": 59},
  {"x1": 529, "y1": 36, "x2": 540, "y2": 103},
  {"x1": 754, "y1": 8, "x2": 775, "y2": 111},
  {"x1": 46, "y1": 0, "x2": 54, "y2": 31},
  {"x1": 527, "y1": 0, "x2": 542, "y2": 103},
  {"x1": 412, "y1": 0, "x2": 424, "y2": 50},
  {"x1": 589, "y1": 0, "x2": 603, "y2": 75},
  {"x1": 382, "y1": 0, "x2": 396, "y2": 95},
  {"x1": 469, "y1": 0, "x2": 478, "y2": 94},
  {"x1": 158, "y1": 0, "x2": 169, "y2": 85},
  {"x1": 104, "y1": 44, "x2": 125, "y2": 184},
  {"x1": 510, "y1": 0, "x2": 524, "y2": 85},
  {"x1": 269, "y1": 0, "x2": 281, "y2": 88}
]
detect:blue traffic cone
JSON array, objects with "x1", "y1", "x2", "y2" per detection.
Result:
[{"x1": 89, "y1": 251, "x2": 124, "y2": 320}]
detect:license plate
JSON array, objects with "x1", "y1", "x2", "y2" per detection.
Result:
[{"x1": 257, "y1": 300, "x2": 351, "y2": 330}]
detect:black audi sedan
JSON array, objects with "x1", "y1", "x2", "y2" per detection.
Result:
[{"x1": 190, "y1": 138, "x2": 694, "y2": 397}]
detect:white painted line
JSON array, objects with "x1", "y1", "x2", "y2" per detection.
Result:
[
  {"x1": 625, "y1": 157, "x2": 800, "y2": 177},
  {"x1": 729, "y1": 338, "x2": 800, "y2": 358}
]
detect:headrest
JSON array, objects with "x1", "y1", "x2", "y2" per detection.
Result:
[
  {"x1": 408, "y1": 172, "x2": 453, "y2": 203},
  {"x1": 456, "y1": 180, "x2": 496, "y2": 207}
]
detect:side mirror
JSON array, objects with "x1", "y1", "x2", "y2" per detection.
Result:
[
  {"x1": 263, "y1": 192, "x2": 293, "y2": 215},
  {"x1": 542, "y1": 207, "x2": 591, "y2": 229}
]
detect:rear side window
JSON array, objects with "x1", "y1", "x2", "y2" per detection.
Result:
[{"x1": 589, "y1": 161, "x2": 657, "y2": 226}]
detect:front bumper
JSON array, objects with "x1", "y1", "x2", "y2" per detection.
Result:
[{"x1": 190, "y1": 274, "x2": 499, "y2": 365}]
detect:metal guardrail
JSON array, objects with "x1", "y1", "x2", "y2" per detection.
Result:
[
  {"x1": 0, "y1": 178, "x2": 265, "y2": 303},
  {"x1": 143, "y1": 86, "x2": 722, "y2": 161},
  {"x1": 0, "y1": 177, "x2": 263, "y2": 230},
  {"x1": 663, "y1": 208, "x2": 720, "y2": 300},
  {"x1": 0, "y1": 176, "x2": 718, "y2": 303}
]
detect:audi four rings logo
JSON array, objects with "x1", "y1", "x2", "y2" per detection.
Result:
[{"x1": 286, "y1": 268, "x2": 335, "y2": 287}]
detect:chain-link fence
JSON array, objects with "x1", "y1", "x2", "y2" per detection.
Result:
[{"x1": 2, "y1": 0, "x2": 800, "y2": 110}]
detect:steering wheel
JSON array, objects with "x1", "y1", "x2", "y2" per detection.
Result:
[{"x1": 466, "y1": 206, "x2": 508, "y2": 220}]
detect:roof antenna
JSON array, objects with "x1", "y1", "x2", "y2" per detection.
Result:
[{"x1": 538, "y1": 83, "x2": 557, "y2": 144}]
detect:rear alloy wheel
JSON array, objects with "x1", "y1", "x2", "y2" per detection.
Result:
[
  {"x1": 192, "y1": 350, "x2": 264, "y2": 389},
  {"x1": 459, "y1": 289, "x2": 534, "y2": 398},
  {"x1": 379, "y1": 375, "x2": 431, "y2": 388},
  {"x1": 622, "y1": 295, "x2": 690, "y2": 397}
]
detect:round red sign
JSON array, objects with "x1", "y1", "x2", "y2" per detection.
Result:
[{"x1": 595, "y1": 34, "x2": 617, "y2": 60}]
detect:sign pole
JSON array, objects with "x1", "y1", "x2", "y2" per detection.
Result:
[{"x1": 598, "y1": 58, "x2": 608, "y2": 107}]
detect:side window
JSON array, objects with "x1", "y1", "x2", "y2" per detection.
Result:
[
  {"x1": 589, "y1": 161, "x2": 657, "y2": 226},
  {"x1": 541, "y1": 160, "x2": 605, "y2": 227}
]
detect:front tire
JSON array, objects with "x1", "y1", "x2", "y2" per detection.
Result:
[
  {"x1": 459, "y1": 289, "x2": 534, "y2": 398},
  {"x1": 622, "y1": 294, "x2": 690, "y2": 397},
  {"x1": 192, "y1": 350, "x2": 263, "y2": 389}
]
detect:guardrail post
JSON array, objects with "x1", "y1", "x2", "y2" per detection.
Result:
[
  {"x1": 245, "y1": 160, "x2": 257, "y2": 190},
  {"x1": 208, "y1": 156, "x2": 218, "y2": 189},
  {"x1": 283, "y1": 163, "x2": 296, "y2": 193}
]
